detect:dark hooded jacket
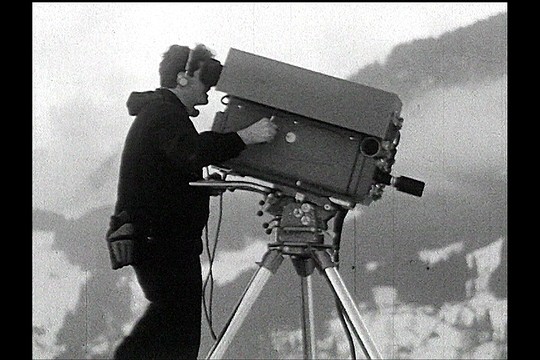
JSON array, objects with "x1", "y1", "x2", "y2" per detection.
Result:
[{"x1": 114, "y1": 88, "x2": 246, "y2": 256}]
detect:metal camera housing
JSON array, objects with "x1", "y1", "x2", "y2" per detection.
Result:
[{"x1": 211, "y1": 48, "x2": 422, "y2": 205}]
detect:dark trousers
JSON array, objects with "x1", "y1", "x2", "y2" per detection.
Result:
[{"x1": 114, "y1": 252, "x2": 202, "y2": 360}]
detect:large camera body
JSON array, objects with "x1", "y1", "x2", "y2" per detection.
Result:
[{"x1": 211, "y1": 48, "x2": 417, "y2": 205}]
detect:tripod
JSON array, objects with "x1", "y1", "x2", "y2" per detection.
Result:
[{"x1": 190, "y1": 179, "x2": 383, "y2": 359}]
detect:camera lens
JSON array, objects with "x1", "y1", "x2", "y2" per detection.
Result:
[{"x1": 360, "y1": 137, "x2": 381, "y2": 157}]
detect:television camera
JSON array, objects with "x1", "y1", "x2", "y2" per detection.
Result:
[{"x1": 190, "y1": 48, "x2": 425, "y2": 359}]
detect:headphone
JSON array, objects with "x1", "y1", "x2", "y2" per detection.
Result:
[{"x1": 178, "y1": 75, "x2": 189, "y2": 87}]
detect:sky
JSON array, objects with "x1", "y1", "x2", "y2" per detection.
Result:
[{"x1": 33, "y1": 2, "x2": 507, "y2": 150}]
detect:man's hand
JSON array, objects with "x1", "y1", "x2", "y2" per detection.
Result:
[
  {"x1": 237, "y1": 116, "x2": 278, "y2": 145},
  {"x1": 109, "y1": 239, "x2": 134, "y2": 268},
  {"x1": 106, "y1": 214, "x2": 135, "y2": 269}
]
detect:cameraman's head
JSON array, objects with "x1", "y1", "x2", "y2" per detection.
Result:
[{"x1": 159, "y1": 44, "x2": 223, "y2": 117}]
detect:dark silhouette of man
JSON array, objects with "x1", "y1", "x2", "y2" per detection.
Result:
[{"x1": 107, "y1": 44, "x2": 277, "y2": 359}]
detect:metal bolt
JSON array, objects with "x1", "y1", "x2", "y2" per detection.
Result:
[{"x1": 293, "y1": 208, "x2": 303, "y2": 218}]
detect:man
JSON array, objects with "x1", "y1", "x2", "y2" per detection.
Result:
[{"x1": 106, "y1": 44, "x2": 278, "y2": 359}]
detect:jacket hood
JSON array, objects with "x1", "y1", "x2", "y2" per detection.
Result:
[{"x1": 126, "y1": 90, "x2": 162, "y2": 116}]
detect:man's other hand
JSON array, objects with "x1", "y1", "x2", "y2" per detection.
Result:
[{"x1": 110, "y1": 239, "x2": 134, "y2": 267}]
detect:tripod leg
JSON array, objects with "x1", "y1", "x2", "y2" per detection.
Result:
[
  {"x1": 325, "y1": 267, "x2": 382, "y2": 359},
  {"x1": 205, "y1": 249, "x2": 284, "y2": 360},
  {"x1": 301, "y1": 275, "x2": 316, "y2": 359},
  {"x1": 313, "y1": 251, "x2": 383, "y2": 359}
]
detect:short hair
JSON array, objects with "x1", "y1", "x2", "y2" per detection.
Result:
[
  {"x1": 199, "y1": 58, "x2": 223, "y2": 88},
  {"x1": 159, "y1": 44, "x2": 216, "y2": 88},
  {"x1": 159, "y1": 45, "x2": 190, "y2": 88},
  {"x1": 185, "y1": 44, "x2": 215, "y2": 76}
]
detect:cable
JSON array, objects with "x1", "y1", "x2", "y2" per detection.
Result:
[
  {"x1": 202, "y1": 224, "x2": 216, "y2": 340},
  {"x1": 202, "y1": 193, "x2": 223, "y2": 340},
  {"x1": 331, "y1": 208, "x2": 357, "y2": 359},
  {"x1": 335, "y1": 299, "x2": 356, "y2": 360},
  {"x1": 202, "y1": 169, "x2": 225, "y2": 341}
]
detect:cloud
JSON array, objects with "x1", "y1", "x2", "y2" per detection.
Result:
[{"x1": 33, "y1": 95, "x2": 128, "y2": 214}]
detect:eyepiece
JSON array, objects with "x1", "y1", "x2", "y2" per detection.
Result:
[
  {"x1": 374, "y1": 170, "x2": 425, "y2": 197},
  {"x1": 392, "y1": 176, "x2": 425, "y2": 197}
]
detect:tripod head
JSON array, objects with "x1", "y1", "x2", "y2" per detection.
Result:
[{"x1": 190, "y1": 176, "x2": 351, "y2": 256}]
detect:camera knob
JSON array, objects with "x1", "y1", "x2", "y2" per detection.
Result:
[{"x1": 285, "y1": 132, "x2": 297, "y2": 143}]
